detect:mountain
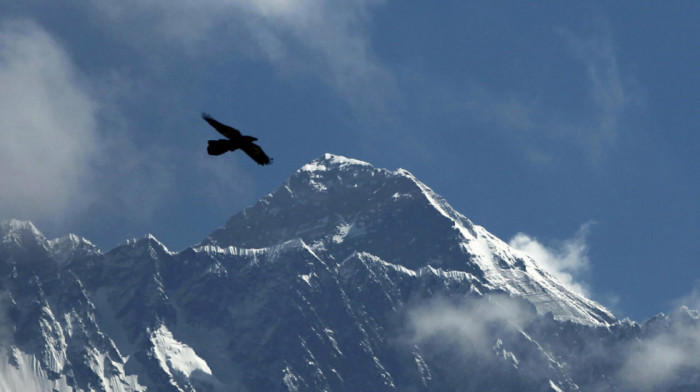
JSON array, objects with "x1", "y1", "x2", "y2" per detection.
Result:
[
  {"x1": 205, "y1": 154, "x2": 613, "y2": 326},
  {"x1": 0, "y1": 154, "x2": 698, "y2": 391}
]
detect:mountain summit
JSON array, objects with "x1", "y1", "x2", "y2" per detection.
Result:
[
  {"x1": 1, "y1": 154, "x2": 698, "y2": 391},
  {"x1": 205, "y1": 153, "x2": 613, "y2": 325}
]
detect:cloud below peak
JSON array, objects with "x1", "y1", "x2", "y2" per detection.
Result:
[
  {"x1": 407, "y1": 295, "x2": 535, "y2": 355},
  {"x1": 619, "y1": 307, "x2": 700, "y2": 390}
]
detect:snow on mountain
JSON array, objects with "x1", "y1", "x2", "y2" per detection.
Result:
[
  {"x1": 148, "y1": 324, "x2": 213, "y2": 382},
  {"x1": 1, "y1": 219, "x2": 45, "y2": 241},
  {"x1": 1, "y1": 154, "x2": 699, "y2": 391}
]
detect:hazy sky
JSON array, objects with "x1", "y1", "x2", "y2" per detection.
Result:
[{"x1": 0, "y1": 2, "x2": 697, "y2": 322}]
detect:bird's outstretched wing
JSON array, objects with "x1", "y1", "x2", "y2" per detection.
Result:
[
  {"x1": 202, "y1": 113, "x2": 242, "y2": 139},
  {"x1": 241, "y1": 142, "x2": 273, "y2": 165}
]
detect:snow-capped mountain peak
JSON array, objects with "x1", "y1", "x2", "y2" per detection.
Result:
[
  {"x1": 1, "y1": 219, "x2": 101, "y2": 268},
  {"x1": 205, "y1": 154, "x2": 614, "y2": 325},
  {"x1": 299, "y1": 153, "x2": 373, "y2": 173},
  {"x1": 47, "y1": 234, "x2": 101, "y2": 265}
]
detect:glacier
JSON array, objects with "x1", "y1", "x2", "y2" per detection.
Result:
[{"x1": 0, "y1": 154, "x2": 698, "y2": 391}]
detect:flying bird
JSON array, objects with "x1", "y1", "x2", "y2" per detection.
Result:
[{"x1": 202, "y1": 113, "x2": 273, "y2": 165}]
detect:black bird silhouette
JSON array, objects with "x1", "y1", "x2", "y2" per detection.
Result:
[{"x1": 202, "y1": 113, "x2": 273, "y2": 165}]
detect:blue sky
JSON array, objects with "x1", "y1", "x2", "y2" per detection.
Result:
[{"x1": 0, "y1": 2, "x2": 697, "y2": 322}]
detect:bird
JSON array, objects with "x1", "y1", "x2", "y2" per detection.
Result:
[{"x1": 202, "y1": 113, "x2": 273, "y2": 165}]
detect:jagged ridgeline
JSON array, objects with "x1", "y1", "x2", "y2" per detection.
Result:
[{"x1": 1, "y1": 154, "x2": 698, "y2": 391}]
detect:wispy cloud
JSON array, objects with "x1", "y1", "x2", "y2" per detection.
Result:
[
  {"x1": 84, "y1": 0, "x2": 394, "y2": 111},
  {"x1": 240, "y1": 0, "x2": 394, "y2": 107},
  {"x1": 0, "y1": 20, "x2": 98, "y2": 222},
  {"x1": 455, "y1": 24, "x2": 633, "y2": 165},
  {"x1": 509, "y1": 223, "x2": 594, "y2": 296},
  {"x1": 558, "y1": 25, "x2": 630, "y2": 162},
  {"x1": 407, "y1": 295, "x2": 534, "y2": 354}
]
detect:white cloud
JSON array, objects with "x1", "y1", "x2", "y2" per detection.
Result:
[
  {"x1": 509, "y1": 223, "x2": 593, "y2": 296},
  {"x1": 0, "y1": 20, "x2": 98, "y2": 222},
  {"x1": 407, "y1": 295, "x2": 534, "y2": 354},
  {"x1": 616, "y1": 283, "x2": 700, "y2": 390},
  {"x1": 0, "y1": 19, "x2": 199, "y2": 239},
  {"x1": 619, "y1": 308, "x2": 700, "y2": 390}
]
